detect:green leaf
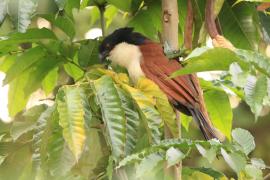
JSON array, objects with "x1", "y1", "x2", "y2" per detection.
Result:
[
  {"x1": 117, "y1": 88, "x2": 140, "y2": 155},
  {"x1": 218, "y1": 1, "x2": 260, "y2": 50},
  {"x1": 136, "y1": 153, "x2": 164, "y2": 178},
  {"x1": 232, "y1": 128, "x2": 255, "y2": 155},
  {"x1": 171, "y1": 48, "x2": 245, "y2": 77},
  {"x1": 64, "y1": 62, "x2": 84, "y2": 81},
  {"x1": 181, "y1": 113, "x2": 192, "y2": 132},
  {"x1": 243, "y1": 164, "x2": 263, "y2": 180},
  {"x1": 8, "y1": 70, "x2": 30, "y2": 116},
  {"x1": 107, "y1": 0, "x2": 131, "y2": 11},
  {"x1": 229, "y1": 62, "x2": 249, "y2": 88},
  {"x1": 221, "y1": 148, "x2": 246, "y2": 173},
  {"x1": 122, "y1": 83, "x2": 162, "y2": 144},
  {"x1": 7, "y1": 0, "x2": 38, "y2": 32},
  {"x1": 251, "y1": 158, "x2": 266, "y2": 169},
  {"x1": 244, "y1": 75, "x2": 268, "y2": 119},
  {"x1": 10, "y1": 105, "x2": 47, "y2": 140},
  {"x1": 48, "y1": 134, "x2": 76, "y2": 177},
  {"x1": 56, "y1": 86, "x2": 88, "y2": 161},
  {"x1": 92, "y1": 75, "x2": 126, "y2": 160},
  {"x1": 0, "y1": 28, "x2": 57, "y2": 50},
  {"x1": 0, "y1": 0, "x2": 8, "y2": 23},
  {"x1": 4, "y1": 46, "x2": 46, "y2": 84},
  {"x1": 136, "y1": 78, "x2": 179, "y2": 137},
  {"x1": 204, "y1": 89, "x2": 233, "y2": 140},
  {"x1": 32, "y1": 105, "x2": 56, "y2": 174},
  {"x1": 41, "y1": 14, "x2": 75, "y2": 39},
  {"x1": 196, "y1": 144, "x2": 217, "y2": 163},
  {"x1": 166, "y1": 147, "x2": 185, "y2": 167},
  {"x1": 182, "y1": 167, "x2": 225, "y2": 179},
  {"x1": 0, "y1": 54, "x2": 16, "y2": 73},
  {"x1": 42, "y1": 67, "x2": 59, "y2": 95},
  {"x1": 78, "y1": 40, "x2": 99, "y2": 68},
  {"x1": 64, "y1": 0, "x2": 80, "y2": 18}
]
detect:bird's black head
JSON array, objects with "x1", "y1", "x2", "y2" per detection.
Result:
[{"x1": 99, "y1": 27, "x2": 146, "y2": 62}]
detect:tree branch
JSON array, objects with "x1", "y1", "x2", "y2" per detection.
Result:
[{"x1": 184, "y1": 0, "x2": 194, "y2": 50}]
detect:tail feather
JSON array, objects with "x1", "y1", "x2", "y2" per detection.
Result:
[{"x1": 190, "y1": 108, "x2": 225, "y2": 141}]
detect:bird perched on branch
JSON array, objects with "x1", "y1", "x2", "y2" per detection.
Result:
[{"x1": 99, "y1": 27, "x2": 224, "y2": 141}]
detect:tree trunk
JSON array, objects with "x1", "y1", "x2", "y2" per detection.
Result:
[{"x1": 161, "y1": 0, "x2": 181, "y2": 180}]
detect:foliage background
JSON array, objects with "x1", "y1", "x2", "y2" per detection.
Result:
[{"x1": 0, "y1": 0, "x2": 270, "y2": 179}]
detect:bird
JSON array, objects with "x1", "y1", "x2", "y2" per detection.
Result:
[{"x1": 99, "y1": 27, "x2": 225, "y2": 141}]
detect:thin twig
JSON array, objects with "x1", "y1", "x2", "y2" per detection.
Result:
[{"x1": 98, "y1": 5, "x2": 106, "y2": 37}]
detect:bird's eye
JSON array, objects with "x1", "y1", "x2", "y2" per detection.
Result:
[{"x1": 106, "y1": 43, "x2": 110, "y2": 48}]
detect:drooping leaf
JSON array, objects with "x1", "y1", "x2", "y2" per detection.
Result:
[
  {"x1": 4, "y1": 46, "x2": 46, "y2": 84},
  {"x1": 244, "y1": 75, "x2": 268, "y2": 119},
  {"x1": 10, "y1": 105, "x2": 47, "y2": 140},
  {"x1": 122, "y1": 83, "x2": 162, "y2": 144},
  {"x1": 166, "y1": 147, "x2": 185, "y2": 167},
  {"x1": 41, "y1": 14, "x2": 75, "y2": 39},
  {"x1": 56, "y1": 86, "x2": 88, "y2": 161},
  {"x1": 204, "y1": 89, "x2": 233, "y2": 140},
  {"x1": 171, "y1": 47, "x2": 245, "y2": 77},
  {"x1": 78, "y1": 39, "x2": 99, "y2": 68},
  {"x1": 64, "y1": 62, "x2": 84, "y2": 81},
  {"x1": 232, "y1": 128, "x2": 255, "y2": 155},
  {"x1": 42, "y1": 67, "x2": 59, "y2": 95},
  {"x1": 218, "y1": 1, "x2": 260, "y2": 50},
  {"x1": 117, "y1": 88, "x2": 140, "y2": 155},
  {"x1": 32, "y1": 105, "x2": 56, "y2": 174},
  {"x1": 92, "y1": 75, "x2": 126, "y2": 161},
  {"x1": 7, "y1": 0, "x2": 38, "y2": 32},
  {"x1": 136, "y1": 78, "x2": 179, "y2": 137},
  {"x1": 0, "y1": 28, "x2": 57, "y2": 50},
  {"x1": 221, "y1": 148, "x2": 246, "y2": 173}
]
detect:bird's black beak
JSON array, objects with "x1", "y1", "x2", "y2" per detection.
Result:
[{"x1": 99, "y1": 50, "x2": 109, "y2": 63}]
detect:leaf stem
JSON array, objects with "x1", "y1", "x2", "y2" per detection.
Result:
[{"x1": 98, "y1": 5, "x2": 106, "y2": 37}]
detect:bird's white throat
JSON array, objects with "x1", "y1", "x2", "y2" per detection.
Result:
[{"x1": 109, "y1": 42, "x2": 145, "y2": 82}]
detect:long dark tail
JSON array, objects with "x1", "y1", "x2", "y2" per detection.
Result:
[{"x1": 189, "y1": 108, "x2": 225, "y2": 141}]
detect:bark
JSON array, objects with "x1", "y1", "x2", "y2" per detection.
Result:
[
  {"x1": 161, "y1": 0, "x2": 181, "y2": 180},
  {"x1": 184, "y1": 0, "x2": 194, "y2": 50}
]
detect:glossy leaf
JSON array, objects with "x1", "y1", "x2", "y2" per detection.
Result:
[
  {"x1": 122, "y1": 83, "x2": 162, "y2": 144},
  {"x1": 232, "y1": 128, "x2": 255, "y2": 155},
  {"x1": 42, "y1": 67, "x2": 59, "y2": 95},
  {"x1": 57, "y1": 86, "x2": 88, "y2": 160},
  {"x1": 117, "y1": 88, "x2": 140, "y2": 155},
  {"x1": 204, "y1": 89, "x2": 233, "y2": 140},
  {"x1": 136, "y1": 78, "x2": 179, "y2": 137},
  {"x1": 92, "y1": 75, "x2": 126, "y2": 160},
  {"x1": 4, "y1": 46, "x2": 46, "y2": 84},
  {"x1": 7, "y1": 0, "x2": 38, "y2": 32},
  {"x1": 244, "y1": 75, "x2": 268, "y2": 119},
  {"x1": 78, "y1": 40, "x2": 99, "y2": 68},
  {"x1": 64, "y1": 62, "x2": 84, "y2": 81},
  {"x1": 221, "y1": 148, "x2": 246, "y2": 173}
]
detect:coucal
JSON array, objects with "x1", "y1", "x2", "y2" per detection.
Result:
[{"x1": 99, "y1": 27, "x2": 224, "y2": 141}]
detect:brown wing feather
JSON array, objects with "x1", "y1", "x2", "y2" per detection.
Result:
[{"x1": 139, "y1": 41, "x2": 224, "y2": 141}]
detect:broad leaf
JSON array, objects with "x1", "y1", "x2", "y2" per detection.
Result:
[
  {"x1": 166, "y1": 147, "x2": 185, "y2": 167},
  {"x1": 92, "y1": 75, "x2": 126, "y2": 161},
  {"x1": 221, "y1": 148, "x2": 246, "y2": 173},
  {"x1": 171, "y1": 47, "x2": 244, "y2": 77},
  {"x1": 42, "y1": 67, "x2": 59, "y2": 95},
  {"x1": 117, "y1": 88, "x2": 140, "y2": 155},
  {"x1": 0, "y1": 28, "x2": 57, "y2": 50},
  {"x1": 122, "y1": 83, "x2": 162, "y2": 144},
  {"x1": 57, "y1": 86, "x2": 88, "y2": 160},
  {"x1": 204, "y1": 89, "x2": 233, "y2": 140},
  {"x1": 78, "y1": 40, "x2": 99, "y2": 68},
  {"x1": 4, "y1": 46, "x2": 46, "y2": 84},
  {"x1": 64, "y1": 62, "x2": 84, "y2": 81},
  {"x1": 244, "y1": 75, "x2": 268, "y2": 119},
  {"x1": 232, "y1": 128, "x2": 255, "y2": 155},
  {"x1": 41, "y1": 14, "x2": 75, "y2": 39},
  {"x1": 7, "y1": 0, "x2": 38, "y2": 32},
  {"x1": 196, "y1": 144, "x2": 217, "y2": 163},
  {"x1": 136, "y1": 78, "x2": 179, "y2": 137}
]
